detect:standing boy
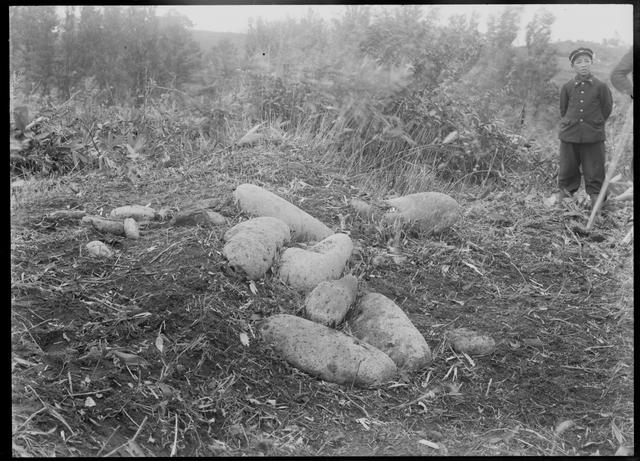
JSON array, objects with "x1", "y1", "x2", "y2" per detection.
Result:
[{"x1": 549, "y1": 47, "x2": 613, "y2": 208}]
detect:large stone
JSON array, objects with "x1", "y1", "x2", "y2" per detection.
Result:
[
  {"x1": 305, "y1": 275, "x2": 358, "y2": 326},
  {"x1": 260, "y1": 314, "x2": 397, "y2": 386},
  {"x1": 223, "y1": 217, "x2": 291, "y2": 280},
  {"x1": 234, "y1": 183, "x2": 333, "y2": 242},
  {"x1": 383, "y1": 192, "x2": 460, "y2": 234},
  {"x1": 445, "y1": 328, "x2": 496, "y2": 355},
  {"x1": 349, "y1": 293, "x2": 432, "y2": 371},
  {"x1": 278, "y1": 233, "x2": 353, "y2": 292}
]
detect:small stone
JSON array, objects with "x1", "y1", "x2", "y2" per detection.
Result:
[
  {"x1": 371, "y1": 254, "x2": 387, "y2": 267},
  {"x1": 305, "y1": 275, "x2": 358, "y2": 326},
  {"x1": 350, "y1": 198, "x2": 374, "y2": 217},
  {"x1": 123, "y1": 217, "x2": 140, "y2": 239},
  {"x1": 207, "y1": 211, "x2": 227, "y2": 225},
  {"x1": 86, "y1": 241, "x2": 113, "y2": 258},
  {"x1": 446, "y1": 328, "x2": 496, "y2": 355}
]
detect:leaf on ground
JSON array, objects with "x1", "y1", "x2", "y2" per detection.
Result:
[
  {"x1": 555, "y1": 419, "x2": 574, "y2": 435},
  {"x1": 442, "y1": 130, "x2": 458, "y2": 144},
  {"x1": 239, "y1": 332, "x2": 250, "y2": 347},
  {"x1": 155, "y1": 333, "x2": 164, "y2": 353},
  {"x1": 611, "y1": 420, "x2": 625, "y2": 445},
  {"x1": 84, "y1": 397, "x2": 96, "y2": 408},
  {"x1": 356, "y1": 418, "x2": 370, "y2": 431},
  {"x1": 462, "y1": 260, "x2": 484, "y2": 276},
  {"x1": 249, "y1": 281, "x2": 258, "y2": 295},
  {"x1": 109, "y1": 350, "x2": 149, "y2": 367}
]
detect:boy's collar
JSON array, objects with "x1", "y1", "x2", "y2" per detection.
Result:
[{"x1": 574, "y1": 74, "x2": 594, "y2": 84}]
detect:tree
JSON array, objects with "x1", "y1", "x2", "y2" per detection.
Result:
[
  {"x1": 418, "y1": 12, "x2": 483, "y2": 86},
  {"x1": 360, "y1": 5, "x2": 427, "y2": 68},
  {"x1": 469, "y1": 6, "x2": 523, "y2": 90},
  {"x1": 53, "y1": 7, "x2": 83, "y2": 100},
  {"x1": 508, "y1": 8, "x2": 558, "y2": 127},
  {"x1": 156, "y1": 11, "x2": 201, "y2": 88},
  {"x1": 10, "y1": 6, "x2": 59, "y2": 95},
  {"x1": 207, "y1": 38, "x2": 240, "y2": 80}
]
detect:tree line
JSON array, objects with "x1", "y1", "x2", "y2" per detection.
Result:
[
  {"x1": 11, "y1": 5, "x2": 559, "y2": 130},
  {"x1": 10, "y1": 6, "x2": 200, "y2": 104}
]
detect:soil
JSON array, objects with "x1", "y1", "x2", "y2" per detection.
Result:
[{"x1": 11, "y1": 145, "x2": 634, "y2": 456}]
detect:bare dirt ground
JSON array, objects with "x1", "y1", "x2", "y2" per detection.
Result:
[{"x1": 11, "y1": 145, "x2": 634, "y2": 456}]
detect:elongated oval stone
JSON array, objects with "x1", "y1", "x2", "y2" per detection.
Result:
[
  {"x1": 349, "y1": 293, "x2": 432, "y2": 371},
  {"x1": 261, "y1": 314, "x2": 397, "y2": 386}
]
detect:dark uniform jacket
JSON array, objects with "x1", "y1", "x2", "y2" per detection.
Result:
[{"x1": 559, "y1": 74, "x2": 613, "y2": 143}]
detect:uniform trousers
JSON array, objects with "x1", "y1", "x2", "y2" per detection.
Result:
[{"x1": 558, "y1": 140, "x2": 606, "y2": 196}]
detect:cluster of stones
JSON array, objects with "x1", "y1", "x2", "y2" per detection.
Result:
[
  {"x1": 79, "y1": 181, "x2": 494, "y2": 387},
  {"x1": 82, "y1": 205, "x2": 158, "y2": 258},
  {"x1": 226, "y1": 183, "x2": 477, "y2": 387},
  {"x1": 82, "y1": 202, "x2": 228, "y2": 259}
]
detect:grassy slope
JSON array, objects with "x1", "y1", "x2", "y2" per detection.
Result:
[{"x1": 11, "y1": 136, "x2": 633, "y2": 456}]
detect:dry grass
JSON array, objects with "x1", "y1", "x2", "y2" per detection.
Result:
[{"x1": 11, "y1": 138, "x2": 634, "y2": 456}]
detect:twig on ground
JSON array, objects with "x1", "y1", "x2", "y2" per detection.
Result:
[
  {"x1": 171, "y1": 413, "x2": 179, "y2": 457},
  {"x1": 95, "y1": 426, "x2": 120, "y2": 457},
  {"x1": 12, "y1": 406, "x2": 48, "y2": 435},
  {"x1": 103, "y1": 416, "x2": 147, "y2": 457},
  {"x1": 67, "y1": 388, "x2": 113, "y2": 398},
  {"x1": 149, "y1": 240, "x2": 183, "y2": 264},
  {"x1": 25, "y1": 385, "x2": 75, "y2": 436}
]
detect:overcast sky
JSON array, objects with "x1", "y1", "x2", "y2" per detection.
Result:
[{"x1": 155, "y1": 4, "x2": 633, "y2": 46}]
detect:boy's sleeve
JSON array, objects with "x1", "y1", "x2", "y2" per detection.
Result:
[
  {"x1": 601, "y1": 84, "x2": 613, "y2": 120},
  {"x1": 559, "y1": 84, "x2": 568, "y2": 117},
  {"x1": 610, "y1": 50, "x2": 633, "y2": 97}
]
